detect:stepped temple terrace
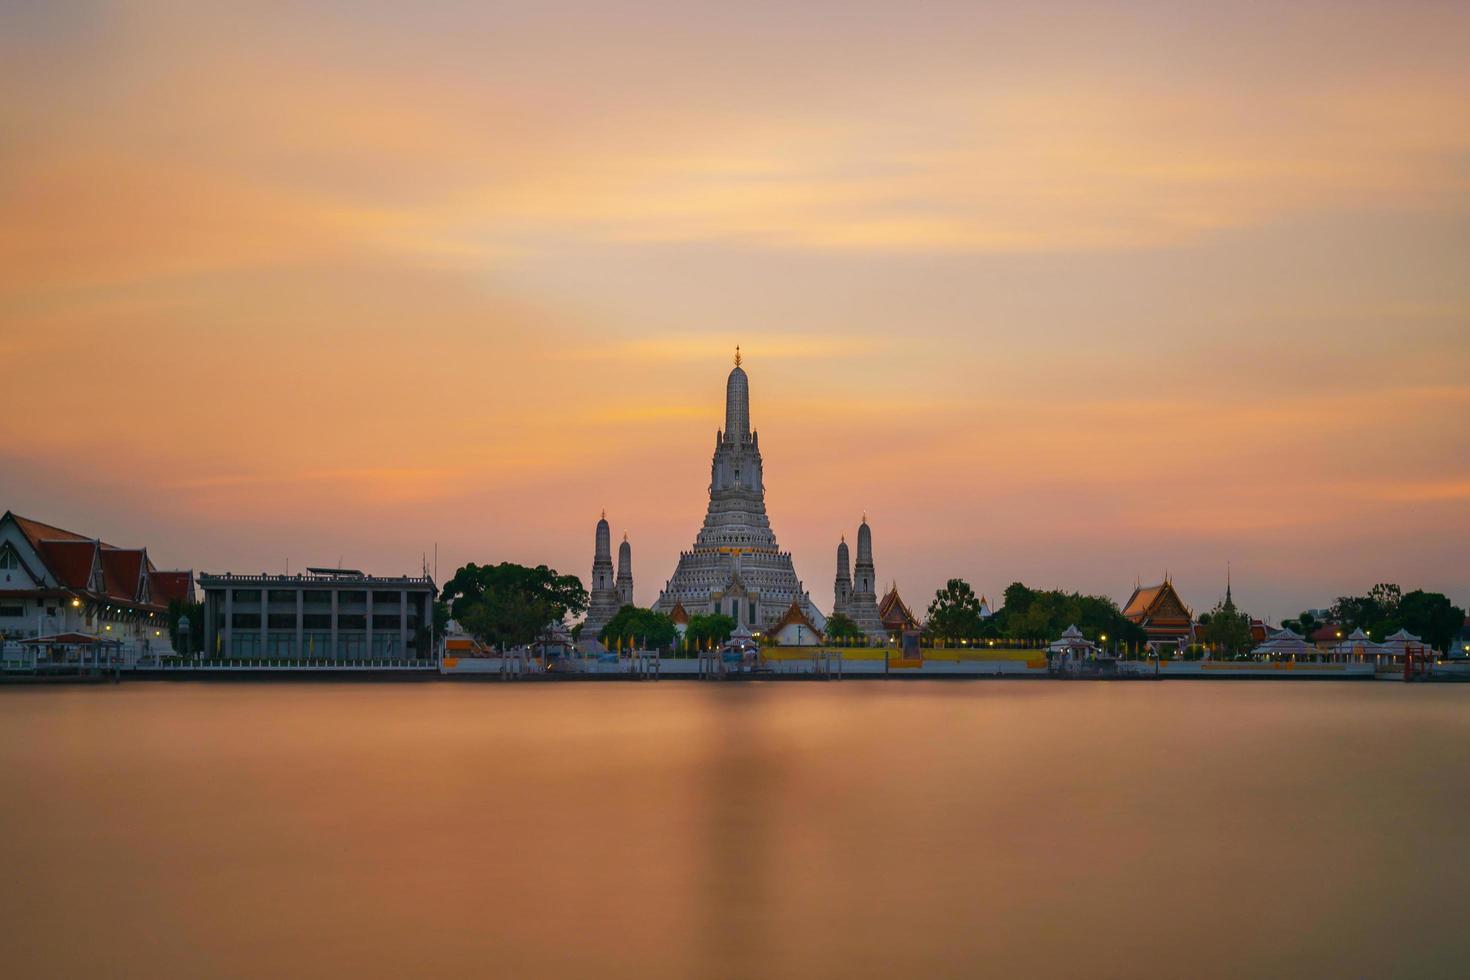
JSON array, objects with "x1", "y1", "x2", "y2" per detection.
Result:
[{"x1": 651, "y1": 349, "x2": 827, "y2": 634}]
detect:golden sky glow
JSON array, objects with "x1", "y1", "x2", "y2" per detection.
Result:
[{"x1": 3, "y1": 2, "x2": 1468, "y2": 619}]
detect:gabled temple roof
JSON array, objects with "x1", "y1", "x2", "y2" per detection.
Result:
[
  {"x1": 878, "y1": 585, "x2": 919, "y2": 630},
  {"x1": 148, "y1": 570, "x2": 196, "y2": 606},
  {"x1": 100, "y1": 547, "x2": 148, "y2": 602},
  {"x1": 1, "y1": 511, "x2": 190, "y2": 612},
  {"x1": 668, "y1": 600, "x2": 690, "y2": 625},
  {"x1": 36, "y1": 539, "x2": 100, "y2": 590},
  {"x1": 1122, "y1": 579, "x2": 1192, "y2": 624},
  {"x1": 772, "y1": 599, "x2": 822, "y2": 637}
]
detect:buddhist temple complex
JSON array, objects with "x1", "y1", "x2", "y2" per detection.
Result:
[
  {"x1": 581, "y1": 512, "x2": 625, "y2": 640},
  {"x1": 831, "y1": 517, "x2": 887, "y2": 642},
  {"x1": 653, "y1": 350, "x2": 825, "y2": 633},
  {"x1": 1121, "y1": 577, "x2": 1194, "y2": 648},
  {"x1": 878, "y1": 585, "x2": 920, "y2": 639}
]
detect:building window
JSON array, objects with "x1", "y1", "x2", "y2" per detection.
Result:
[
  {"x1": 303, "y1": 590, "x2": 332, "y2": 606},
  {"x1": 0, "y1": 604, "x2": 24, "y2": 617},
  {"x1": 267, "y1": 614, "x2": 297, "y2": 630},
  {"x1": 231, "y1": 613, "x2": 261, "y2": 629},
  {"x1": 0, "y1": 552, "x2": 19, "y2": 570},
  {"x1": 267, "y1": 590, "x2": 297, "y2": 603}
]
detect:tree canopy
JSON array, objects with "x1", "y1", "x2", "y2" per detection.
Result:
[
  {"x1": 1329, "y1": 583, "x2": 1464, "y2": 651},
  {"x1": 441, "y1": 562, "x2": 587, "y2": 650},
  {"x1": 684, "y1": 613, "x2": 736, "y2": 651},
  {"x1": 599, "y1": 605, "x2": 677, "y2": 651},
  {"x1": 993, "y1": 581, "x2": 1146, "y2": 647},
  {"x1": 823, "y1": 611, "x2": 864, "y2": 644},
  {"x1": 1201, "y1": 597, "x2": 1253, "y2": 656},
  {"x1": 926, "y1": 578, "x2": 985, "y2": 640}
]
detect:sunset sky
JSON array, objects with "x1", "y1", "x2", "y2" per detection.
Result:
[{"x1": 3, "y1": 2, "x2": 1467, "y2": 621}]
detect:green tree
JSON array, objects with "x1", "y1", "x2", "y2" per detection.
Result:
[
  {"x1": 1331, "y1": 583, "x2": 1402, "y2": 636},
  {"x1": 441, "y1": 562, "x2": 588, "y2": 650},
  {"x1": 166, "y1": 598, "x2": 203, "y2": 656},
  {"x1": 599, "y1": 605, "x2": 677, "y2": 651},
  {"x1": 1396, "y1": 590, "x2": 1466, "y2": 653},
  {"x1": 1201, "y1": 598, "x2": 1253, "y2": 656},
  {"x1": 991, "y1": 582, "x2": 1144, "y2": 648},
  {"x1": 685, "y1": 613, "x2": 736, "y2": 650},
  {"x1": 823, "y1": 612, "x2": 864, "y2": 646},
  {"x1": 927, "y1": 578, "x2": 985, "y2": 641}
]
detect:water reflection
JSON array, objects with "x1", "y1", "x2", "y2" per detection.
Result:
[{"x1": 1, "y1": 682, "x2": 1467, "y2": 978}]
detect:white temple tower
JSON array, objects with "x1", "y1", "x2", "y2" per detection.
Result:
[
  {"x1": 616, "y1": 532, "x2": 633, "y2": 607},
  {"x1": 833, "y1": 536, "x2": 852, "y2": 613},
  {"x1": 842, "y1": 516, "x2": 887, "y2": 641},
  {"x1": 583, "y1": 511, "x2": 621, "y2": 638},
  {"x1": 654, "y1": 349, "x2": 825, "y2": 633}
]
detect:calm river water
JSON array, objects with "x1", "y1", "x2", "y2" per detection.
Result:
[{"x1": 2, "y1": 681, "x2": 1468, "y2": 979}]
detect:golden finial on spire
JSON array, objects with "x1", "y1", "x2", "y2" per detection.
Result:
[
  {"x1": 601, "y1": 508, "x2": 606, "y2": 520},
  {"x1": 734, "y1": 345, "x2": 741, "y2": 367}
]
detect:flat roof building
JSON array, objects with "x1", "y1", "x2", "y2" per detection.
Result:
[{"x1": 198, "y1": 568, "x2": 436, "y2": 660}]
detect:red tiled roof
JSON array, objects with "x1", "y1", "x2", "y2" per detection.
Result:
[
  {"x1": 37, "y1": 539, "x2": 98, "y2": 590},
  {"x1": 1310, "y1": 624, "x2": 1343, "y2": 643},
  {"x1": 100, "y1": 548, "x2": 146, "y2": 602},
  {"x1": 10, "y1": 513, "x2": 113, "y2": 550},
  {"x1": 148, "y1": 570, "x2": 194, "y2": 606}
]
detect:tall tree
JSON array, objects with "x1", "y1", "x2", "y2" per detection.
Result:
[
  {"x1": 823, "y1": 612, "x2": 863, "y2": 645},
  {"x1": 1202, "y1": 597, "x2": 1253, "y2": 656},
  {"x1": 1396, "y1": 590, "x2": 1466, "y2": 653},
  {"x1": 441, "y1": 562, "x2": 588, "y2": 650},
  {"x1": 927, "y1": 579, "x2": 985, "y2": 641}
]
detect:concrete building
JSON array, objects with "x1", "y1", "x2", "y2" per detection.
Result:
[
  {"x1": 0, "y1": 511, "x2": 193, "y2": 653},
  {"x1": 654, "y1": 349, "x2": 824, "y2": 633},
  {"x1": 199, "y1": 567, "x2": 436, "y2": 659}
]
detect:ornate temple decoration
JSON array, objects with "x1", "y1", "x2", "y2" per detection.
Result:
[{"x1": 653, "y1": 351, "x2": 824, "y2": 633}]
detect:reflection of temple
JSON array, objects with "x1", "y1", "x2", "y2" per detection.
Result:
[
  {"x1": 654, "y1": 351, "x2": 824, "y2": 632},
  {"x1": 1122, "y1": 577, "x2": 1193, "y2": 646}
]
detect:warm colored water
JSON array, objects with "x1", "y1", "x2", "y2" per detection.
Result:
[{"x1": 2, "y1": 681, "x2": 1468, "y2": 979}]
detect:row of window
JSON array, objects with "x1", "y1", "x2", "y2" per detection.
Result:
[
  {"x1": 224, "y1": 613, "x2": 418, "y2": 630},
  {"x1": 223, "y1": 590, "x2": 419, "y2": 606}
]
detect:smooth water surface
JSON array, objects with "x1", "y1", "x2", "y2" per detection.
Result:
[{"x1": 2, "y1": 681, "x2": 1467, "y2": 979}]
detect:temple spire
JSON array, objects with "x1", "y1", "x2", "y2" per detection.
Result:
[{"x1": 724, "y1": 350, "x2": 750, "y2": 441}]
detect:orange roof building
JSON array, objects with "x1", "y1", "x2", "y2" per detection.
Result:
[
  {"x1": 1121, "y1": 578, "x2": 1193, "y2": 646},
  {"x1": 878, "y1": 585, "x2": 920, "y2": 636}
]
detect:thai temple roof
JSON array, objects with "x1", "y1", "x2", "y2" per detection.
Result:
[
  {"x1": 772, "y1": 599, "x2": 822, "y2": 636},
  {"x1": 878, "y1": 585, "x2": 919, "y2": 631},
  {"x1": 1122, "y1": 579, "x2": 1192, "y2": 624}
]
